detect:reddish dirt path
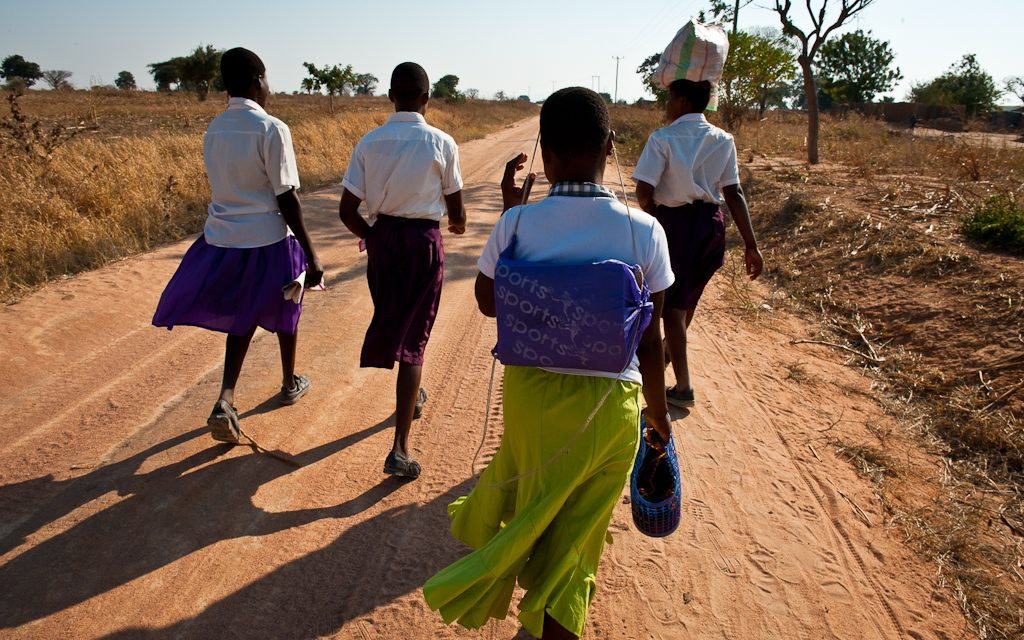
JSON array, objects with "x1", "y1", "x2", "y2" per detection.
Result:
[{"x1": 0, "y1": 117, "x2": 970, "y2": 639}]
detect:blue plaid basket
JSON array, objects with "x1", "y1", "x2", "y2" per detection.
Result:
[{"x1": 629, "y1": 415, "x2": 682, "y2": 537}]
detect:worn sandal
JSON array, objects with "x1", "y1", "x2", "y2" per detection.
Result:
[
  {"x1": 666, "y1": 386, "x2": 696, "y2": 409},
  {"x1": 208, "y1": 400, "x2": 241, "y2": 444},
  {"x1": 384, "y1": 451, "x2": 422, "y2": 479},
  {"x1": 280, "y1": 374, "x2": 310, "y2": 406},
  {"x1": 413, "y1": 388, "x2": 428, "y2": 419}
]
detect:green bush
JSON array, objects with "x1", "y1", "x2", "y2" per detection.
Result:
[{"x1": 963, "y1": 195, "x2": 1024, "y2": 254}]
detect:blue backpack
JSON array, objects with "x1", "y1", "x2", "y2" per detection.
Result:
[{"x1": 492, "y1": 207, "x2": 653, "y2": 373}]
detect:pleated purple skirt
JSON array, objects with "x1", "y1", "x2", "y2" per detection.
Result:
[{"x1": 153, "y1": 235, "x2": 306, "y2": 336}]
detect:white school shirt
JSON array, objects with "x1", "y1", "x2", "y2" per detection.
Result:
[
  {"x1": 203, "y1": 98, "x2": 301, "y2": 248},
  {"x1": 477, "y1": 188, "x2": 674, "y2": 384},
  {"x1": 632, "y1": 113, "x2": 740, "y2": 206},
  {"x1": 342, "y1": 112, "x2": 463, "y2": 223}
]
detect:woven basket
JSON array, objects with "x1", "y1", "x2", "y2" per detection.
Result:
[{"x1": 630, "y1": 416, "x2": 682, "y2": 537}]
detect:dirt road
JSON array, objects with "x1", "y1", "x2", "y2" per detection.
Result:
[{"x1": 0, "y1": 117, "x2": 970, "y2": 639}]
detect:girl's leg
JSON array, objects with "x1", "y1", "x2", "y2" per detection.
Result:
[
  {"x1": 219, "y1": 327, "x2": 257, "y2": 406},
  {"x1": 393, "y1": 362, "x2": 423, "y2": 457},
  {"x1": 278, "y1": 329, "x2": 297, "y2": 388},
  {"x1": 663, "y1": 308, "x2": 691, "y2": 391},
  {"x1": 541, "y1": 613, "x2": 579, "y2": 639}
]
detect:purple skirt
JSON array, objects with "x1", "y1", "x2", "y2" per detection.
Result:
[
  {"x1": 153, "y1": 235, "x2": 306, "y2": 336},
  {"x1": 361, "y1": 214, "x2": 444, "y2": 369},
  {"x1": 654, "y1": 202, "x2": 725, "y2": 313}
]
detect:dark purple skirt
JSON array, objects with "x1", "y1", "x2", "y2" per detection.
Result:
[
  {"x1": 152, "y1": 235, "x2": 306, "y2": 336},
  {"x1": 360, "y1": 214, "x2": 444, "y2": 369},
  {"x1": 654, "y1": 202, "x2": 725, "y2": 313}
]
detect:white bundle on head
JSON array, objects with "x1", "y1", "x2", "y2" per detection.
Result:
[{"x1": 653, "y1": 19, "x2": 730, "y2": 111}]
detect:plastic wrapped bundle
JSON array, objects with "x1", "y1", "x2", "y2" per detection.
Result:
[
  {"x1": 653, "y1": 19, "x2": 730, "y2": 111},
  {"x1": 630, "y1": 415, "x2": 682, "y2": 537}
]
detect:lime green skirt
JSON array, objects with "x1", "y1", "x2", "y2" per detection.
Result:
[{"x1": 423, "y1": 366, "x2": 641, "y2": 637}]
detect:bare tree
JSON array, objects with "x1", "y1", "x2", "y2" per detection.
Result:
[
  {"x1": 41, "y1": 69, "x2": 73, "y2": 90},
  {"x1": 773, "y1": 0, "x2": 875, "y2": 163},
  {"x1": 1006, "y1": 76, "x2": 1024, "y2": 104}
]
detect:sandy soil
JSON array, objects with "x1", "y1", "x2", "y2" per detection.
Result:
[{"x1": 0, "y1": 117, "x2": 972, "y2": 639}]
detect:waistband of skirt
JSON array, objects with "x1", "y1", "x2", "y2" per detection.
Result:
[
  {"x1": 655, "y1": 201, "x2": 720, "y2": 216},
  {"x1": 375, "y1": 214, "x2": 441, "y2": 229}
]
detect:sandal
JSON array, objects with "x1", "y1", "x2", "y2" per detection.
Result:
[
  {"x1": 384, "y1": 451, "x2": 422, "y2": 479},
  {"x1": 280, "y1": 374, "x2": 310, "y2": 406},
  {"x1": 413, "y1": 388, "x2": 428, "y2": 420},
  {"x1": 666, "y1": 386, "x2": 696, "y2": 409},
  {"x1": 208, "y1": 400, "x2": 241, "y2": 444}
]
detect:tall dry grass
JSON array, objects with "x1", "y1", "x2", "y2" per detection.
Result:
[{"x1": 0, "y1": 90, "x2": 535, "y2": 300}]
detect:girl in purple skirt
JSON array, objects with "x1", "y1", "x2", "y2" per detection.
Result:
[{"x1": 153, "y1": 48, "x2": 323, "y2": 443}]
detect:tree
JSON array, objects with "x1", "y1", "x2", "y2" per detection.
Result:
[
  {"x1": 115, "y1": 71, "x2": 137, "y2": 90},
  {"x1": 1006, "y1": 77, "x2": 1024, "y2": 104},
  {"x1": 1, "y1": 54, "x2": 43, "y2": 87},
  {"x1": 718, "y1": 28, "x2": 798, "y2": 129},
  {"x1": 598, "y1": 91, "x2": 612, "y2": 103},
  {"x1": 773, "y1": 0, "x2": 876, "y2": 164},
  {"x1": 909, "y1": 54, "x2": 1000, "y2": 118},
  {"x1": 494, "y1": 90, "x2": 508, "y2": 101},
  {"x1": 814, "y1": 29, "x2": 900, "y2": 104},
  {"x1": 148, "y1": 46, "x2": 223, "y2": 99},
  {"x1": 353, "y1": 72, "x2": 377, "y2": 96},
  {"x1": 637, "y1": 53, "x2": 668, "y2": 104},
  {"x1": 705, "y1": 0, "x2": 755, "y2": 33},
  {"x1": 301, "y1": 62, "x2": 355, "y2": 112},
  {"x1": 41, "y1": 70, "x2": 73, "y2": 90},
  {"x1": 465, "y1": 88, "x2": 480, "y2": 100},
  {"x1": 431, "y1": 74, "x2": 462, "y2": 101}
]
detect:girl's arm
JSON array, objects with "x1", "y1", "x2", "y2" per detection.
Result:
[
  {"x1": 721, "y1": 184, "x2": 763, "y2": 280},
  {"x1": 635, "y1": 180, "x2": 657, "y2": 214},
  {"x1": 277, "y1": 188, "x2": 324, "y2": 288},
  {"x1": 637, "y1": 290, "x2": 671, "y2": 441}
]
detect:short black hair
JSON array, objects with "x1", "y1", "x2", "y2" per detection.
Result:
[
  {"x1": 540, "y1": 87, "x2": 610, "y2": 159},
  {"x1": 390, "y1": 62, "x2": 429, "y2": 103},
  {"x1": 221, "y1": 47, "x2": 265, "y2": 97},
  {"x1": 668, "y1": 79, "x2": 711, "y2": 112}
]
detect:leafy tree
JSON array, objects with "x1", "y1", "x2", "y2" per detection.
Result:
[
  {"x1": 719, "y1": 28, "x2": 798, "y2": 129},
  {"x1": 301, "y1": 62, "x2": 355, "y2": 112},
  {"x1": 1003, "y1": 76, "x2": 1024, "y2": 105},
  {"x1": 1, "y1": 54, "x2": 43, "y2": 87},
  {"x1": 705, "y1": 0, "x2": 754, "y2": 33},
  {"x1": 148, "y1": 46, "x2": 223, "y2": 99},
  {"x1": 598, "y1": 91, "x2": 612, "y2": 103},
  {"x1": 637, "y1": 53, "x2": 668, "y2": 104},
  {"x1": 909, "y1": 54, "x2": 1000, "y2": 118},
  {"x1": 773, "y1": 0, "x2": 876, "y2": 164},
  {"x1": 41, "y1": 70, "x2": 73, "y2": 90},
  {"x1": 114, "y1": 71, "x2": 137, "y2": 90},
  {"x1": 814, "y1": 29, "x2": 900, "y2": 104},
  {"x1": 353, "y1": 72, "x2": 377, "y2": 96},
  {"x1": 431, "y1": 74, "x2": 463, "y2": 101}
]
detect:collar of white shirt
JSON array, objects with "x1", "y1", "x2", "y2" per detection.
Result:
[
  {"x1": 670, "y1": 113, "x2": 707, "y2": 126},
  {"x1": 227, "y1": 97, "x2": 266, "y2": 113},
  {"x1": 387, "y1": 111, "x2": 426, "y2": 124}
]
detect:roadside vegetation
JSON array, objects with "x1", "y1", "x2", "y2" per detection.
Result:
[
  {"x1": 611, "y1": 101, "x2": 1023, "y2": 639},
  {"x1": 0, "y1": 90, "x2": 534, "y2": 301}
]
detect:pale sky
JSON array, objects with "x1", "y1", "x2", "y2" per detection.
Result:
[{"x1": 1, "y1": 0, "x2": 1021, "y2": 104}]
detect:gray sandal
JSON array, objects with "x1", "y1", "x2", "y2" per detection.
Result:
[
  {"x1": 413, "y1": 388, "x2": 428, "y2": 419},
  {"x1": 280, "y1": 374, "x2": 310, "y2": 406},
  {"x1": 208, "y1": 400, "x2": 241, "y2": 444},
  {"x1": 384, "y1": 451, "x2": 421, "y2": 479}
]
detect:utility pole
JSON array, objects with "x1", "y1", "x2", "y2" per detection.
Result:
[{"x1": 611, "y1": 56, "x2": 623, "y2": 104}]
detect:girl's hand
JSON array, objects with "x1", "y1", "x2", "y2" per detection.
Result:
[
  {"x1": 745, "y1": 246, "x2": 764, "y2": 280},
  {"x1": 306, "y1": 257, "x2": 325, "y2": 289},
  {"x1": 500, "y1": 153, "x2": 536, "y2": 213}
]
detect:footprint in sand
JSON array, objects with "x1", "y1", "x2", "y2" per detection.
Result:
[{"x1": 633, "y1": 557, "x2": 679, "y2": 624}]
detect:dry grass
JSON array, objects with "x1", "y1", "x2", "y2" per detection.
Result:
[
  {"x1": 608, "y1": 105, "x2": 1024, "y2": 637},
  {"x1": 0, "y1": 90, "x2": 535, "y2": 301}
]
